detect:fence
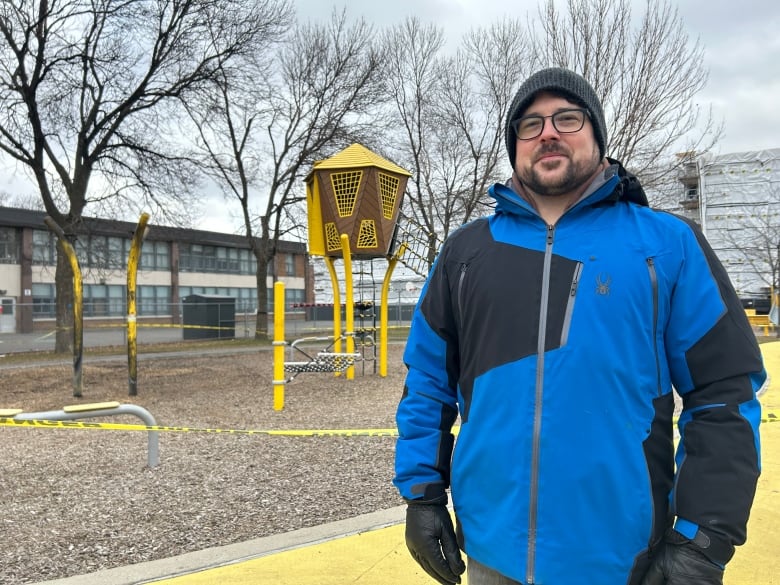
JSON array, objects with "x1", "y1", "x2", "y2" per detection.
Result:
[{"x1": 0, "y1": 301, "x2": 413, "y2": 353}]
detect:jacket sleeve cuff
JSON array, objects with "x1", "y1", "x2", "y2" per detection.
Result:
[
  {"x1": 405, "y1": 481, "x2": 448, "y2": 505},
  {"x1": 673, "y1": 518, "x2": 734, "y2": 567}
]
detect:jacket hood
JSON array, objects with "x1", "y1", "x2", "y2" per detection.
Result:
[
  {"x1": 490, "y1": 158, "x2": 649, "y2": 216},
  {"x1": 606, "y1": 158, "x2": 649, "y2": 206}
]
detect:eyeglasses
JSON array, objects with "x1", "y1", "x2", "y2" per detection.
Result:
[{"x1": 511, "y1": 108, "x2": 589, "y2": 140}]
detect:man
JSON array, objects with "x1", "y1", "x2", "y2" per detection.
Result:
[{"x1": 394, "y1": 67, "x2": 764, "y2": 585}]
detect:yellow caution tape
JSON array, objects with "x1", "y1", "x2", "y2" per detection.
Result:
[
  {"x1": 0, "y1": 418, "x2": 399, "y2": 436},
  {"x1": 1, "y1": 412, "x2": 777, "y2": 436}
]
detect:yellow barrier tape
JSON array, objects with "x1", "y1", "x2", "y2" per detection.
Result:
[
  {"x1": 0, "y1": 418, "x2": 399, "y2": 436},
  {"x1": 1, "y1": 413, "x2": 778, "y2": 436},
  {"x1": 37, "y1": 323, "x2": 241, "y2": 334}
]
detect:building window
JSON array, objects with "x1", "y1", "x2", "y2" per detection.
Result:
[
  {"x1": 155, "y1": 242, "x2": 170, "y2": 269},
  {"x1": 180, "y1": 244, "x2": 218, "y2": 272},
  {"x1": 217, "y1": 247, "x2": 228, "y2": 271},
  {"x1": 32, "y1": 230, "x2": 56, "y2": 265},
  {"x1": 75, "y1": 237, "x2": 89, "y2": 267},
  {"x1": 85, "y1": 284, "x2": 108, "y2": 316},
  {"x1": 91, "y1": 236, "x2": 108, "y2": 268},
  {"x1": 237, "y1": 287, "x2": 257, "y2": 312},
  {"x1": 107, "y1": 237, "x2": 126, "y2": 268},
  {"x1": 108, "y1": 284, "x2": 125, "y2": 315},
  {"x1": 180, "y1": 244, "x2": 250, "y2": 274},
  {"x1": 31, "y1": 283, "x2": 56, "y2": 316},
  {"x1": 239, "y1": 249, "x2": 255, "y2": 275},
  {"x1": 82, "y1": 284, "x2": 125, "y2": 317},
  {"x1": 138, "y1": 285, "x2": 171, "y2": 316},
  {"x1": 228, "y1": 247, "x2": 239, "y2": 272},
  {"x1": 285, "y1": 253, "x2": 295, "y2": 276},
  {"x1": 141, "y1": 241, "x2": 170, "y2": 271},
  {"x1": 0, "y1": 227, "x2": 19, "y2": 263},
  {"x1": 67, "y1": 233, "x2": 135, "y2": 269},
  {"x1": 285, "y1": 288, "x2": 304, "y2": 307}
]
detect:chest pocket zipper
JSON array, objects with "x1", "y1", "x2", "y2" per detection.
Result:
[
  {"x1": 561, "y1": 262, "x2": 583, "y2": 346},
  {"x1": 456, "y1": 263, "x2": 468, "y2": 328},
  {"x1": 646, "y1": 257, "x2": 661, "y2": 396}
]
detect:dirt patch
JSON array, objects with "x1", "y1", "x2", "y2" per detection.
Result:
[{"x1": 0, "y1": 345, "x2": 407, "y2": 584}]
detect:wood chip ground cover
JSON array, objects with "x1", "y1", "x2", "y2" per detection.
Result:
[{"x1": 0, "y1": 345, "x2": 406, "y2": 584}]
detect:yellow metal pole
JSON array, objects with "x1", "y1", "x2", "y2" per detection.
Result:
[
  {"x1": 380, "y1": 243, "x2": 407, "y2": 377},
  {"x1": 341, "y1": 234, "x2": 355, "y2": 380},
  {"x1": 273, "y1": 280, "x2": 286, "y2": 411},
  {"x1": 324, "y1": 256, "x2": 342, "y2": 358},
  {"x1": 44, "y1": 217, "x2": 84, "y2": 398},
  {"x1": 127, "y1": 213, "x2": 150, "y2": 396}
]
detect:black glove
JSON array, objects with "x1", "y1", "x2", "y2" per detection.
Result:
[
  {"x1": 642, "y1": 530, "x2": 724, "y2": 585},
  {"x1": 404, "y1": 496, "x2": 466, "y2": 585}
]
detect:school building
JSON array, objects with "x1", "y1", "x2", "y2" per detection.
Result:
[{"x1": 0, "y1": 206, "x2": 312, "y2": 334}]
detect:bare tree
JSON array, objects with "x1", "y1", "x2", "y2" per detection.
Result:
[
  {"x1": 0, "y1": 0, "x2": 289, "y2": 351},
  {"x1": 531, "y1": 0, "x2": 720, "y2": 187},
  {"x1": 185, "y1": 10, "x2": 387, "y2": 339},
  {"x1": 381, "y1": 18, "x2": 448, "y2": 270},
  {"x1": 0, "y1": 189, "x2": 43, "y2": 209},
  {"x1": 384, "y1": 19, "x2": 536, "y2": 272},
  {"x1": 443, "y1": 21, "x2": 533, "y2": 220}
]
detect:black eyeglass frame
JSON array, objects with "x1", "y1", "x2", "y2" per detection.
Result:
[{"x1": 511, "y1": 108, "x2": 591, "y2": 141}]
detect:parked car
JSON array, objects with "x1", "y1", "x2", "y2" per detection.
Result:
[{"x1": 740, "y1": 295, "x2": 771, "y2": 315}]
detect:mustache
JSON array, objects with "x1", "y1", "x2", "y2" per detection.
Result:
[
  {"x1": 534, "y1": 143, "x2": 570, "y2": 163},
  {"x1": 536, "y1": 143, "x2": 567, "y2": 156}
]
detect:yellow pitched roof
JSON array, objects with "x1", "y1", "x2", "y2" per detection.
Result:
[{"x1": 312, "y1": 143, "x2": 411, "y2": 176}]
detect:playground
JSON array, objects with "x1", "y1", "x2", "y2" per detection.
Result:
[
  {"x1": 0, "y1": 344, "x2": 406, "y2": 584},
  {"x1": 3, "y1": 143, "x2": 779, "y2": 584},
  {"x1": 0, "y1": 143, "x2": 425, "y2": 583}
]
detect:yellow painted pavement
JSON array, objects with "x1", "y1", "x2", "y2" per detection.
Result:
[
  {"x1": 727, "y1": 340, "x2": 780, "y2": 585},
  {"x1": 153, "y1": 342, "x2": 780, "y2": 585},
  {"x1": 153, "y1": 523, "x2": 432, "y2": 584}
]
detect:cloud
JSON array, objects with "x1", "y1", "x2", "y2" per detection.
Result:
[{"x1": 292, "y1": 0, "x2": 460, "y2": 27}]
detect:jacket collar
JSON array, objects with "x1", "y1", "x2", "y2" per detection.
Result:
[{"x1": 490, "y1": 158, "x2": 648, "y2": 217}]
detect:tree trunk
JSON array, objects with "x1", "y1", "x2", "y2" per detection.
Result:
[
  {"x1": 54, "y1": 249, "x2": 75, "y2": 354},
  {"x1": 255, "y1": 255, "x2": 270, "y2": 340}
]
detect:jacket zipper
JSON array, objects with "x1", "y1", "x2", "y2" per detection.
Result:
[
  {"x1": 457, "y1": 263, "x2": 468, "y2": 326},
  {"x1": 527, "y1": 224, "x2": 555, "y2": 584},
  {"x1": 646, "y1": 258, "x2": 661, "y2": 395},
  {"x1": 560, "y1": 262, "x2": 583, "y2": 346}
]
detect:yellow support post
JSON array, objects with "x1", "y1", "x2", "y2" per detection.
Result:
[
  {"x1": 324, "y1": 256, "x2": 342, "y2": 367},
  {"x1": 341, "y1": 234, "x2": 355, "y2": 380},
  {"x1": 127, "y1": 213, "x2": 150, "y2": 396},
  {"x1": 44, "y1": 217, "x2": 84, "y2": 397},
  {"x1": 380, "y1": 243, "x2": 406, "y2": 377},
  {"x1": 273, "y1": 281, "x2": 286, "y2": 411}
]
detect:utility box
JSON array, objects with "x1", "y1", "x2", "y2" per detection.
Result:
[{"x1": 182, "y1": 294, "x2": 235, "y2": 340}]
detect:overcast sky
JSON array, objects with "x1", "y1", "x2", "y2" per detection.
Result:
[
  {"x1": 4, "y1": 0, "x2": 778, "y2": 235},
  {"x1": 184, "y1": 0, "x2": 779, "y2": 232},
  {"x1": 190, "y1": 0, "x2": 780, "y2": 231},
  {"x1": 294, "y1": 0, "x2": 780, "y2": 156}
]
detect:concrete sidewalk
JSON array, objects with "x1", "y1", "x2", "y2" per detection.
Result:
[{"x1": 36, "y1": 342, "x2": 780, "y2": 585}]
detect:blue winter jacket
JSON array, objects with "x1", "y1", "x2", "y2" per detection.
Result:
[{"x1": 394, "y1": 161, "x2": 764, "y2": 585}]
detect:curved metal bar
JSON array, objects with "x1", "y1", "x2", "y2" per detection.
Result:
[{"x1": 14, "y1": 404, "x2": 159, "y2": 468}]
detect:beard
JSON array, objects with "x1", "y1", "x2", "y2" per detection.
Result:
[{"x1": 518, "y1": 144, "x2": 601, "y2": 197}]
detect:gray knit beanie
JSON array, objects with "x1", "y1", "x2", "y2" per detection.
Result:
[{"x1": 505, "y1": 67, "x2": 607, "y2": 166}]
